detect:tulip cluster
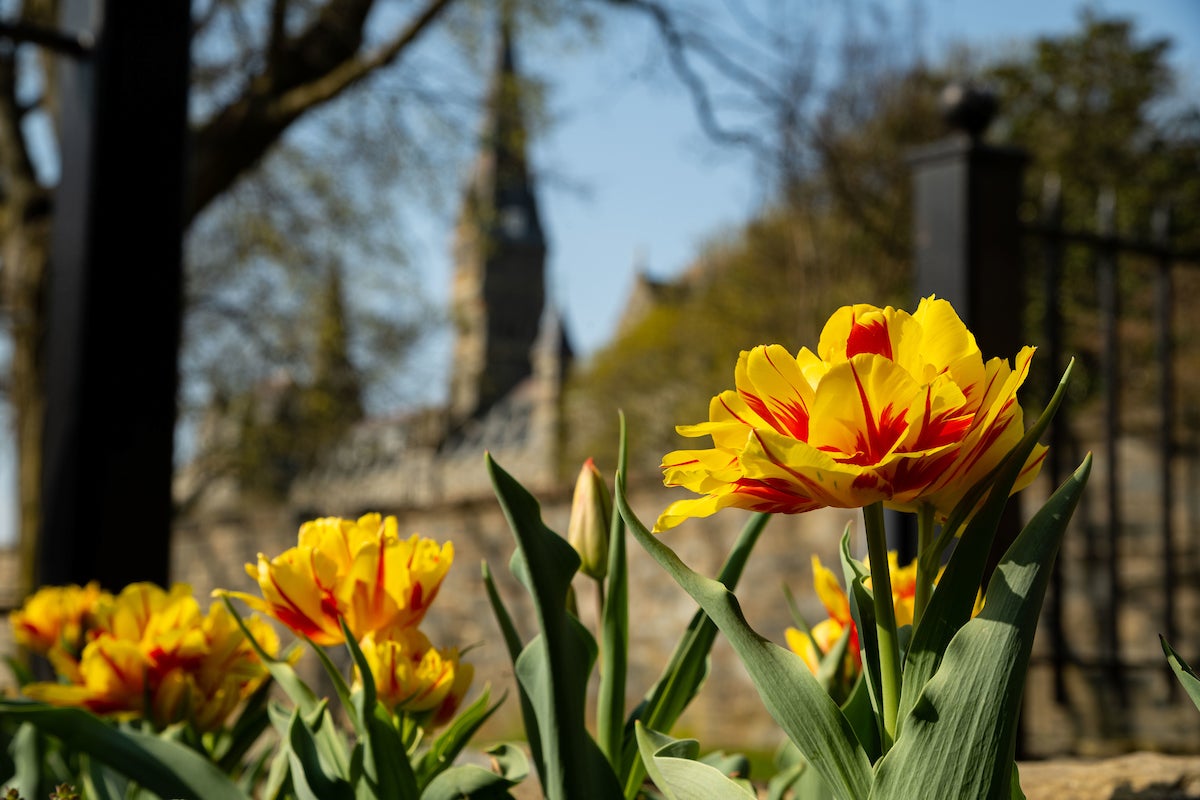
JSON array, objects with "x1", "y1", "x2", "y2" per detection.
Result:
[
  {"x1": 228, "y1": 513, "x2": 471, "y2": 727},
  {"x1": 13, "y1": 582, "x2": 276, "y2": 731}
]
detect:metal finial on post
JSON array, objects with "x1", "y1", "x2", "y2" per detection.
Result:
[{"x1": 939, "y1": 83, "x2": 998, "y2": 142}]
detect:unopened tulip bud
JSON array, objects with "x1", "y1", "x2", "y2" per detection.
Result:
[{"x1": 567, "y1": 458, "x2": 612, "y2": 580}]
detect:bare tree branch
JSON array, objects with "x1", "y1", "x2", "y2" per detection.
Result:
[
  {"x1": 187, "y1": 0, "x2": 454, "y2": 223},
  {"x1": 272, "y1": 0, "x2": 454, "y2": 119}
]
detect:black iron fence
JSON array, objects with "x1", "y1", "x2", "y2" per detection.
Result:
[{"x1": 1025, "y1": 175, "x2": 1200, "y2": 705}]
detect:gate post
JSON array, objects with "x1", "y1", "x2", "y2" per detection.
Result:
[
  {"x1": 907, "y1": 85, "x2": 1028, "y2": 579},
  {"x1": 37, "y1": 0, "x2": 190, "y2": 589}
]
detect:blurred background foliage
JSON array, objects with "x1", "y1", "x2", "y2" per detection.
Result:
[{"x1": 566, "y1": 9, "x2": 1200, "y2": 477}]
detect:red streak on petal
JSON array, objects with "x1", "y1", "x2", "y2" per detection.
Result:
[
  {"x1": 268, "y1": 570, "x2": 332, "y2": 639},
  {"x1": 718, "y1": 395, "x2": 755, "y2": 427},
  {"x1": 847, "y1": 314, "x2": 893, "y2": 359},
  {"x1": 844, "y1": 363, "x2": 908, "y2": 466}
]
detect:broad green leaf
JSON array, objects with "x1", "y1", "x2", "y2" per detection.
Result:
[
  {"x1": 420, "y1": 744, "x2": 529, "y2": 800},
  {"x1": 842, "y1": 539, "x2": 883, "y2": 735},
  {"x1": 598, "y1": 412, "x2": 631, "y2": 769},
  {"x1": 620, "y1": 491, "x2": 872, "y2": 800},
  {"x1": 488, "y1": 453, "x2": 623, "y2": 800},
  {"x1": 621, "y1": 508, "x2": 771, "y2": 798},
  {"x1": 364, "y1": 704, "x2": 419, "y2": 798},
  {"x1": 415, "y1": 687, "x2": 506, "y2": 789},
  {"x1": 285, "y1": 707, "x2": 354, "y2": 800},
  {"x1": 5, "y1": 721, "x2": 39, "y2": 798},
  {"x1": 80, "y1": 753, "x2": 125, "y2": 800},
  {"x1": 841, "y1": 672, "x2": 882, "y2": 763},
  {"x1": 216, "y1": 677, "x2": 273, "y2": 773},
  {"x1": 513, "y1": 627, "x2": 621, "y2": 799},
  {"x1": 262, "y1": 738, "x2": 293, "y2": 800},
  {"x1": 634, "y1": 723, "x2": 755, "y2": 800},
  {"x1": 482, "y1": 561, "x2": 545, "y2": 784},
  {"x1": 1011, "y1": 763, "x2": 1027, "y2": 800},
  {"x1": 896, "y1": 361, "x2": 1074, "y2": 737},
  {"x1": 0, "y1": 700, "x2": 251, "y2": 800},
  {"x1": 1161, "y1": 637, "x2": 1200, "y2": 711},
  {"x1": 871, "y1": 455, "x2": 1091, "y2": 800}
]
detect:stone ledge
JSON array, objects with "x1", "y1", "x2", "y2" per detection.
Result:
[{"x1": 1020, "y1": 752, "x2": 1200, "y2": 800}]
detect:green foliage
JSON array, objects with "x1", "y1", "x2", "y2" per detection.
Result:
[
  {"x1": 484, "y1": 418, "x2": 774, "y2": 799},
  {"x1": 616, "y1": 366, "x2": 1090, "y2": 798},
  {"x1": 1162, "y1": 637, "x2": 1200, "y2": 712}
]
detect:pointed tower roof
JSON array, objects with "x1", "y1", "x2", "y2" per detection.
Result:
[
  {"x1": 447, "y1": 18, "x2": 548, "y2": 425},
  {"x1": 463, "y1": 19, "x2": 544, "y2": 246}
]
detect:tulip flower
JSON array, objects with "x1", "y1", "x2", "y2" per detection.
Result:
[
  {"x1": 567, "y1": 458, "x2": 612, "y2": 581},
  {"x1": 358, "y1": 627, "x2": 471, "y2": 725},
  {"x1": 22, "y1": 583, "x2": 275, "y2": 730},
  {"x1": 10, "y1": 582, "x2": 109, "y2": 680},
  {"x1": 232, "y1": 513, "x2": 453, "y2": 644},
  {"x1": 787, "y1": 552, "x2": 976, "y2": 679},
  {"x1": 655, "y1": 296, "x2": 1045, "y2": 531}
]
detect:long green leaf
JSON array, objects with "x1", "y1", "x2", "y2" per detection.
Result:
[
  {"x1": 487, "y1": 453, "x2": 623, "y2": 800},
  {"x1": 634, "y1": 723, "x2": 756, "y2": 800},
  {"x1": 217, "y1": 676, "x2": 274, "y2": 773},
  {"x1": 420, "y1": 744, "x2": 528, "y2": 800},
  {"x1": 481, "y1": 561, "x2": 545, "y2": 785},
  {"x1": 598, "y1": 413, "x2": 631, "y2": 769},
  {"x1": 285, "y1": 708, "x2": 354, "y2": 800},
  {"x1": 896, "y1": 361, "x2": 1073, "y2": 735},
  {"x1": 80, "y1": 753, "x2": 125, "y2": 800},
  {"x1": 336, "y1": 617, "x2": 420, "y2": 798},
  {"x1": 621, "y1": 509, "x2": 772, "y2": 797},
  {"x1": 619, "y1": 490, "x2": 872, "y2": 800},
  {"x1": 871, "y1": 455, "x2": 1091, "y2": 800},
  {"x1": 0, "y1": 700, "x2": 251, "y2": 800},
  {"x1": 415, "y1": 687, "x2": 505, "y2": 789},
  {"x1": 222, "y1": 596, "x2": 355, "y2": 784},
  {"x1": 5, "y1": 721, "x2": 40, "y2": 799},
  {"x1": 1161, "y1": 636, "x2": 1200, "y2": 711}
]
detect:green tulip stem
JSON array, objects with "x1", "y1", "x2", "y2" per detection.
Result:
[
  {"x1": 863, "y1": 501, "x2": 901, "y2": 750},
  {"x1": 913, "y1": 503, "x2": 937, "y2": 629}
]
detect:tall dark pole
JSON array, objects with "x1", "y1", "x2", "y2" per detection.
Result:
[
  {"x1": 37, "y1": 0, "x2": 190, "y2": 589},
  {"x1": 907, "y1": 85, "x2": 1028, "y2": 579}
]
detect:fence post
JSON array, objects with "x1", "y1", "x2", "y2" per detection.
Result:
[
  {"x1": 1153, "y1": 204, "x2": 1177, "y2": 697},
  {"x1": 37, "y1": 0, "x2": 190, "y2": 589},
  {"x1": 907, "y1": 85, "x2": 1028, "y2": 579}
]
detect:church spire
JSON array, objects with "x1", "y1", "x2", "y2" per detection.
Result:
[{"x1": 448, "y1": 18, "x2": 547, "y2": 424}]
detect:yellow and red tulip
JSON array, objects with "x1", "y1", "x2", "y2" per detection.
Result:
[
  {"x1": 786, "y1": 551, "x2": 972, "y2": 678},
  {"x1": 21, "y1": 583, "x2": 276, "y2": 731},
  {"x1": 232, "y1": 513, "x2": 453, "y2": 644},
  {"x1": 358, "y1": 626, "x2": 471, "y2": 725},
  {"x1": 10, "y1": 581, "x2": 109, "y2": 678},
  {"x1": 656, "y1": 296, "x2": 1045, "y2": 531}
]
